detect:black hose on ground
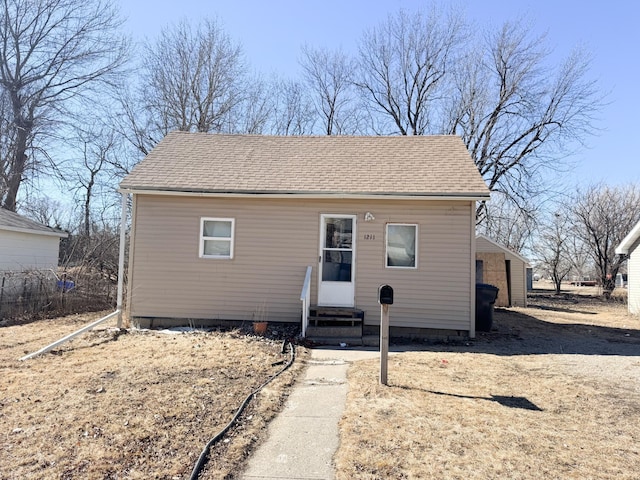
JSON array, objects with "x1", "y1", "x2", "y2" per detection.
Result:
[{"x1": 189, "y1": 340, "x2": 296, "y2": 480}]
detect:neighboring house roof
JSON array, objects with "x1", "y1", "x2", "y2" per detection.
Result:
[
  {"x1": 476, "y1": 234, "x2": 531, "y2": 266},
  {"x1": 616, "y1": 220, "x2": 640, "y2": 255},
  {"x1": 119, "y1": 132, "x2": 491, "y2": 199},
  {"x1": 0, "y1": 208, "x2": 68, "y2": 238}
]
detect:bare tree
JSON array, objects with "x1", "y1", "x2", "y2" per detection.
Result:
[
  {"x1": 480, "y1": 192, "x2": 538, "y2": 251},
  {"x1": 71, "y1": 128, "x2": 118, "y2": 237},
  {"x1": 356, "y1": 7, "x2": 465, "y2": 135},
  {"x1": 60, "y1": 216, "x2": 120, "y2": 279},
  {"x1": 0, "y1": 0, "x2": 129, "y2": 211},
  {"x1": 269, "y1": 78, "x2": 316, "y2": 135},
  {"x1": 566, "y1": 231, "x2": 594, "y2": 283},
  {"x1": 226, "y1": 74, "x2": 273, "y2": 134},
  {"x1": 138, "y1": 18, "x2": 245, "y2": 146},
  {"x1": 19, "y1": 195, "x2": 68, "y2": 230},
  {"x1": 445, "y1": 21, "x2": 601, "y2": 222},
  {"x1": 354, "y1": 9, "x2": 601, "y2": 226},
  {"x1": 533, "y1": 212, "x2": 573, "y2": 294},
  {"x1": 0, "y1": 88, "x2": 23, "y2": 205},
  {"x1": 571, "y1": 183, "x2": 640, "y2": 294},
  {"x1": 114, "y1": 87, "x2": 156, "y2": 158},
  {"x1": 300, "y1": 45, "x2": 359, "y2": 135}
]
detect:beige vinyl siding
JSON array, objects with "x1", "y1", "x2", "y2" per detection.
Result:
[
  {"x1": 629, "y1": 238, "x2": 640, "y2": 315},
  {"x1": 356, "y1": 203, "x2": 473, "y2": 330},
  {"x1": 476, "y1": 236, "x2": 527, "y2": 307},
  {"x1": 128, "y1": 195, "x2": 474, "y2": 330}
]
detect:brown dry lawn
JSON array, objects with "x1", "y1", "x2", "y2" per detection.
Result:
[
  {"x1": 2, "y1": 284, "x2": 639, "y2": 479},
  {"x1": 335, "y1": 286, "x2": 640, "y2": 479},
  {"x1": 0, "y1": 313, "x2": 306, "y2": 479}
]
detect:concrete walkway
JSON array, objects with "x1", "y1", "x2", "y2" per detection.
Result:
[{"x1": 240, "y1": 347, "x2": 379, "y2": 480}]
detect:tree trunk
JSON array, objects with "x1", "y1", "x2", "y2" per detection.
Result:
[
  {"x1": 84, "y1": 177, "x2": 94, "y2": 237},
  {"x1": 2, "y1": 128, "x2": 29, "y2": 212}
]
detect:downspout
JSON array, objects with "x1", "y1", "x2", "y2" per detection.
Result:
[
  {"x1": 117, "y1": 192, "x2": 128, "y2": 328},
  {"x1": 469, "y1": 202, "x2": 476, "y2": 339},
  {"x1": 524, "y1": 264, "x2": 529, "y2": 308},
  {"x1": 19, "y1": 193, "x2": 129, "y2": 361},
  {"x1": 19, "y1": 311, "x2": 120, "y2": 361}
]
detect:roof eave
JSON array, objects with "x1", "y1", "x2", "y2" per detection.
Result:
[
  {"x1": 476, "y1": 234, "x2": 530, "y2": 265},
  {"x1": 118, "y1": 187, "x2": 491, "y2": 202},
  {"x1": 615, "y1": 220, "x2": 640, "y2": 255},
  {"x1": 0, "y1": 225, "x2": 68, "y2": 238}
]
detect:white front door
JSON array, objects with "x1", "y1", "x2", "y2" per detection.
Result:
[{"x1": 318, "y1": 214, "x2": 356, "y2": 307}]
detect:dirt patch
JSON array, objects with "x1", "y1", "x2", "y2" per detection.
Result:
[
  {"x1": 335, "y1": 290, "x2": 640, "y2": 479},
  {"x1": 0, "y1": 312, "x2": 307, "y2": 479}
]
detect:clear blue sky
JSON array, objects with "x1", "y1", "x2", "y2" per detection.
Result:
[{"x1": 118, "y1": 0, "x2": 639, "y2": 188}]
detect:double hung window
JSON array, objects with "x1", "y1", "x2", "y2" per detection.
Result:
[{"x1": 200, "y1": 218, "x2": 234, "y2": 259}]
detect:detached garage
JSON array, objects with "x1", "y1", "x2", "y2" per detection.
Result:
[{"x1": 476, "y1": 234, "x2": 529, "y2": 307}]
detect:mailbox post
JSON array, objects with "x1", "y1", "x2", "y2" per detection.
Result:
[{"x1": 378, "y1": 285, "x2": 393, "y2": 385}]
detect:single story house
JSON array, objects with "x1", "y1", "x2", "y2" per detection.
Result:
[
  {"x1": 119, "y1": 132, "x2": 490, "y2": 340},
  {"x1": 616, "y1": 220, "x2": 640, "y2": 315},
  {"x1": 476, "y1": 234, "x2": 530, "y2": 307},
  {"x1": 0, "y1": 208, "x2": 67, "y2": 272}
]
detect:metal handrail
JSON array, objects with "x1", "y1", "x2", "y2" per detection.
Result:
[{"x1": 300, "y1": 266, "x2": 312, "y2": 338}]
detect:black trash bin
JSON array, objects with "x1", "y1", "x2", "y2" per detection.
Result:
[{"x1": 475, "y1": 283, "x2": 499, "y2": 332}]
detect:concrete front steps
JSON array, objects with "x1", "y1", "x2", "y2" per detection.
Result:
[{"x1": 306, "y1": 306, "x2": 364, "y2": 346}]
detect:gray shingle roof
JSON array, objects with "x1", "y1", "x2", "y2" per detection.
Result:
[
  {"x1": 120, "y1": 132, "x2": 490, "y2": 198},
  {"x1": 0, "y1": 208, "x2": 68, "y2": 237}
]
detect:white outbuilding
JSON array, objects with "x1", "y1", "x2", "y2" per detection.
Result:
[
  {"x1": 0, "y1": 208, "x2": 67, "y2": 272},
  {"x1": 616, "y1": 220, "x2": 640, "y2": 315}
]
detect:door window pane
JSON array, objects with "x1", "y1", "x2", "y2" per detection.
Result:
[
  {"x1": 325, "y1": 218, "x2": 352, "y2": 248},
  {"x1": 322, "y1": 251, "x2": 352, "y2": 282},
  {"x1": 322, "y1": 217, "x2": 353, "y2": 282}
]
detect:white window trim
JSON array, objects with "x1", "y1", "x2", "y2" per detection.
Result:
[
  {"x1": 385, "y1": 223, "x2": 418, "y2": 269},
  {"x1": 199, "y1": 217, "x2": 235, "y2": 259}
]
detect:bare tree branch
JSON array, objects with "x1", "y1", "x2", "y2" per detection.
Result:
[
  {"x1": 446, "y1": 21, "x2": 602, "y2": 221},
  {"x1": 139, "y1": 18, "x2": 245, "y2": 141},
  {"x1": 0, "y1": 0, "x2": 129, "y2": 211},
  {"x1": 268, "y1": 78, "x2": 316, "y2": 135},
  {"x1": 300, "y1": 45, "x2": 360, "y2": 135},
  {"x1": 571, "y1": 183, "x2": 640, "y2": 294},
  {"x1": 356, "y1": 7, "x2": 465, "y2": 135},
  {"x1": 532, "y1": 211, "x2": 573, "y2": 294}
]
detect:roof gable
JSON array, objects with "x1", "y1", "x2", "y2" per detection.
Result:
[
  {"x1": 476, "y1": 234, "x2": 530, "y2": 265},
  {"x1": 0, "y1": 208, "x2": 68, "y2": 238},
  {"x1": 616, "y1": 219, "x2": 640, "y2": 255},
  {"x1": 120, "y1": 132, "x2": 490, "y2": 199}
]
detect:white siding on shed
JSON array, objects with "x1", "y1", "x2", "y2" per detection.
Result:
[
  {"x1": 628, "y1": 237, "x2": 640, "y2": 315},
  {"x1": 0, "y1": 230, "x2": 61, "y2": 271}
]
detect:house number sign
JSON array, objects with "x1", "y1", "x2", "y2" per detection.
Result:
[{"x1": 363, "y1": 234, "x2": 376, "y2": 240}]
